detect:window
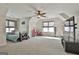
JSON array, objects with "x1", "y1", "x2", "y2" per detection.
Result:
[
  {"x1": 9, "y1": 21, "x2": 15, "y2": 26},
  {"x1": 43, "y1": 21, "x2": 54, "y2": 32},
  {"x1": 49, "y1": 27, "x2": 54, "y2": 32},
  {"x1": 65, "y1": 27, "x2": 74, "y2": 32},
  {"x1": 64, "y1": 20, "x2": 74, "y2": 32},
  {"x1": 49, "y1": 22, "x2": 54, "y2": 26},
  {"x1": 43, "y1": 22, "x2": 48, "y2": 26},
  {"x1": 6, "y1": 20, "x2": 16, "y2": 33}
]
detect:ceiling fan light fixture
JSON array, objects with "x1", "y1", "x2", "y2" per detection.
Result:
[{"x1": 37, "y1": 15, "x2": 41, "y2": 18}]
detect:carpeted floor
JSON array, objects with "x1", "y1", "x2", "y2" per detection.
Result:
[{"x1": 0, "y1": 36, "x2": 73, "y2": 55}]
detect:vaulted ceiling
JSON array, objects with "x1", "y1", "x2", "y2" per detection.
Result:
[{"x1": 0, "y1": 3, "x2": 79, "y2": 19}]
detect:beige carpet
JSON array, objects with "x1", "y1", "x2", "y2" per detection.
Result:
[{"x1": 0, "y1": 36, "x2": 73, "y2": 55}]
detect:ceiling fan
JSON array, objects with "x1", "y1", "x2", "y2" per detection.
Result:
[{"x1": 28, "y1": 5, "x2": 46, "y2": 18}]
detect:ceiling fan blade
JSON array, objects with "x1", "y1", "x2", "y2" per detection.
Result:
[
  {"x1": 42, "y1": 15, "x2": 46, "y2": 17},
  {"x1": 40, "y1": 13, "x2": 46, "y2": 17},
  {"x1": 42, "y1": 13, "x2": 46, "y2": 15}
]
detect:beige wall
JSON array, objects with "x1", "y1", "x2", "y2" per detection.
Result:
[
  {"x1": 75, "y1": 17, "x2": 79, "y2": 42},
  {"x1": 19, "y1": 17, "x2": 29, "y2": 33},
  {"x1": 29, "y1": 17, "x2": 39, "y2": 37},
  {"x1": 54, "y1": 17, "x2": 64, "y2": 36},
  {"x1": 16, "y1": 19, "x2": 20, "y2": 31},
  {"x1": 0, "y1": 7, "x2": 8, "y2": 46}
]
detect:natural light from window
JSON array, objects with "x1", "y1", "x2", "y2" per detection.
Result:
[
  {"x1": 43, "y1": 21, "x2": 54, "y2": 32},
  {"x1": 6, "y1": 20, "x2": 16, "y2": 33}
]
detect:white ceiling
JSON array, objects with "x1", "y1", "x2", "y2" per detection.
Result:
[{"x1": 1, "y1": 3, "x2": 79, "y2": 18}]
